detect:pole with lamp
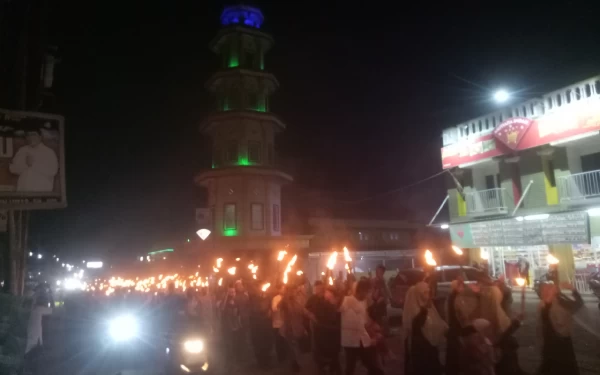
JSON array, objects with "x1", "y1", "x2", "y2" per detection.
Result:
[
  {"x1": 547, "y1": 253, "x2": 560, "y2": 284},
  {"x1": 424, "y1": 250, "x2": 438, "y2": 298}
]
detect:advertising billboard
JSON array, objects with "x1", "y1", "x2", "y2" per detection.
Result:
[{"x1": 0, "y1": 109, "x2": 66, "y2": 210}]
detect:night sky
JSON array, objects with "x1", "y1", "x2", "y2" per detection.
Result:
[{"x1": 30, "y1": 1, "x2": 600, "y2": 260}]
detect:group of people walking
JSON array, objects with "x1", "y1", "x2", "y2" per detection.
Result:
[{"x1": 181, "y1": 266, "x2": 585, "y2": 375}]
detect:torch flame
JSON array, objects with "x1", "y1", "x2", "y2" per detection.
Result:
[
  {"x1": 425, "y1": 249, "x2": 437, "y2": 266},
  {"x1": 216, "y1": 258, "x2": 223, "y2": 268},
  {"x1": 296, "y1": 270, "x2": 303, "y2": 276},
  {"x1": 343, "y1": 247, "x2": 352, "y2": 262},
  {"x1": 218, "y1": 278, "x2": 223, "y2": 286},
  {"x1": 235, "y1": 258, "x2": 240, "y2": 261},
  {"x1": 328, "y1": 276, "x2": 333, "y2": 285},
  {"x1": 283, "y1": 272, "x2": 288, "y2": 284},
  {"x1": 547, "y1": 254, "x2": 559, "y2": 265},
  {"x1": 227, "y1": 267, "x2": 236, "y2": 275},
  {"x1": 261, "y1": 283, "x2": 271, "y2": 292},
  {"x1": 213, "y1": 267, "x2": 219, "y2": 273},
  {"x1": 327, "y1": 251, "x2": 338, "y2": 270},
  {"x1": 277, "y1": 250, "x2": 287, "y2": 261},
  {"x1": 451, "y1": 245, "x2": 463, "y2": 256},
  {"x1": 515, "y1": 277, "x2": 526, "y2": 287}
]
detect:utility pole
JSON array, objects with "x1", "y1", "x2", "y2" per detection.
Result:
[{"x1": 1, "y1": 0, "x2": 51, "y2": 295}]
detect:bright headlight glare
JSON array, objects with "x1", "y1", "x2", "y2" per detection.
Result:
[
  {"x1": 183, "y1": 340, "x2": 204, "y2": 353},
  {"x1": 109, "y1": 315, "x2": 138, "y2": 341}
]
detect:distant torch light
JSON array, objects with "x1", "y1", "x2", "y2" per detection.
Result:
[
  {"x1": 547, "y1": 254, "x2": 559, "y2": 265},
  {"x1": 277, "y1": 250, "x2": 287, "y2": 261},
  {"x1": 296, "y1": 270, "x2": 303, "y2": 276},
  {"x1": 86, "y1": 261, "x2": 103, "y2": 269},
  {"x1": 343, "y1": 247, "x2": 352, "y2": 262},
  {"x1": 227, "y1": 267, "x2": 236, "y2": 275},
  {"x1": 451, "y1": 245, "x2": 463, "y2": 256}
]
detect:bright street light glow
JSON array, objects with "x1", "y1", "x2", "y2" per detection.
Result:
[
  {"x1": 29, "y1": 252, "x2": 33, "y2": 257},
  {"x1": 440, "y1": 224, "x2": 449, "y2": 229},
  {"x1": 494, "y1": 89, "x2": 510, "y2": 103},
  {"x1": 37, "y1": 254, "x2": 42, "y2": 259},
  {"x1": 86, "y1": 261, "x2": 103, "y2": 269},
  {"x1": 196, "y1": 229, "x2": 211, "y2": 240}
]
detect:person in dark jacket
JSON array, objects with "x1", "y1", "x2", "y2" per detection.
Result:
[{"x1": 537, "y1": 282, "x2": 584, "y2": 375}]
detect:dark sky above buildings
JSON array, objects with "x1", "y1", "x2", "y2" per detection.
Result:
[{"x1": 30, "y1": 0, "x2": 600, "y2": 259}]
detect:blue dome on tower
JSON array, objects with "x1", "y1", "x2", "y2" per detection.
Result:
[{"x1": 220, "y1": 5, "x2": 264, "y2": 29}]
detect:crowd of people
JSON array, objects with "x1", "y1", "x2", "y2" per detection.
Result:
[{"x1": 176, "y1": 264, "x2": 585, "y2": 375}]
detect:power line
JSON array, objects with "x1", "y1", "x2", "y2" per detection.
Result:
[{"x1": 346, "y1": 169, "x2": 448, "y2": 204}]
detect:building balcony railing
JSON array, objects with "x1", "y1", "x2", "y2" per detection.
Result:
[
  {"x1": 557, "y1": 169, "x2": 600, "y2": 202},
  {"x1": 465, "y1": 188, "x2": 508, "y2": 215}
]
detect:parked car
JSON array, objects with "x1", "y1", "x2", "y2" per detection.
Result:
[
  {"x1": 588, "y1": 271, "x2": 600, "y2": 310},
  {"x1": 389, "y1": 265, "x2": 484, "y2": 308}
]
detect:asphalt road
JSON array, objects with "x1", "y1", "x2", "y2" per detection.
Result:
[{"x1": 31, "y1": 293, "x2": 600, "y2": 375}]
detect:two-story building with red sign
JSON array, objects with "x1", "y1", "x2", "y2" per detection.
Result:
[{"x1": 440, "y1": 76, "x2": 600, "y2": 291}]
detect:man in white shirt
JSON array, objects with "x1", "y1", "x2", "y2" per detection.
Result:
[
  {"x1": 340, "y1": 279, "x2": 384, "y2": 375},
  {"x1": 271, "y1": 284, "x2": 287, "y2": 363},
  {"x1": 10, "y1": 128, "x2": 58, "y2": 192}
]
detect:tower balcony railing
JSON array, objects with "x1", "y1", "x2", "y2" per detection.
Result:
[
  {"x1": 465, "y1": 188, "x2": 508, "y2": 215},
  {"x1": 557, "y1": 169, "x2": 600, "y2": 202}
]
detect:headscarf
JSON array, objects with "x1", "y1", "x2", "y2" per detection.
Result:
[
  {"x1": 402, "y1": 281, "x2": 448, "y2": 348},
  {"x1": 454, "y1": 284, "x2": 510, "y2": 339},
  {"x1": 538, "y1": 285, "x2": 575, "y2": 337},
  {"x1": 479, "y1": 285, "x2": 511, "y2": 339}
]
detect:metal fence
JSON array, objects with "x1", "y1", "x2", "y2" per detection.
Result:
[
  {"x1": 466, "y1": 188, "x2": 507, "y2": 214},
  {"x1": 558, "y1": 169, "x2": 600, "y2": 201}
]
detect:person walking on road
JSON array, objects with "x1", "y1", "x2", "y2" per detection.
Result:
[
  {"x1": 537, "y1": 282, "x2": 584, "y2": 375},
  {"x1": 340, "y1": 279, "x2": 384, "y2": 375}
]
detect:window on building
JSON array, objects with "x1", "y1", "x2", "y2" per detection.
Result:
[
  {"x1": 246, "y1": 93, "x2": 258, "y2": 109},
  {"x1": 272, "y1": 204, "x2": 280, "y2": 231},
  {"x1": 251, "y1": 203, "x2": 264, "y2": 230},
  {"x1": 581, "y1": 152, "x2": 600, "y2": 173},
  {"x1": 485, "y1": 175, "x2": 497, "y2": 189},
  {"x1": 244, "y1": 50, "x2": 255, "y2": 68},
  {"x1": 389, "y1": 232, "x2": 399, "y2": 240},
  {"x1": 248, "y1": 142, "x2": 261, "y2": 163},
  {"x1": 213, "y1": 148, "x2": 221, "y2": 167},
  {"x1": 223, "y1": 203, "x2": 236, "y2": 230},
  {"x1": 226, "y1": 142, "x2": 238, "y2": 163},
  {"x1": 267, "y1": 143, "x2": 274, "y2": 165},
  {"x1": 545, "y1": 159, "x2": 556, "y2": 187}
]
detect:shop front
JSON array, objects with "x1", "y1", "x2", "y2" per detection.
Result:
[{"x1": 449, "y1": 210, "x2": 598, "y2": 292}]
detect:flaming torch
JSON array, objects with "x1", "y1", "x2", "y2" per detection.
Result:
[
  {"x1": 547, "y1": 253, "x2": 560, "y2": 284},
  {"x1": 515, "y1": 277, "x2": 526, "y2": 314},
  {"x1": 424, "y1": 249, "x2": 437, "y2": 266},
  {"x1": 216, "y1": 258, "x2": 223, "y2": 268},
  {"x1": 261, "y1": 283, "x2": 271, "y2": 292},
  {"x1": 227, "y1": 267, "x2": 236, "y2": 275}
]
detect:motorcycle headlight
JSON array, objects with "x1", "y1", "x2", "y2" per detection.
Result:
[
  {"x1": 183, "y1": 339, "x2": 204, "y2": 354},
  {"x1": 108, "y1": 315, "x2": 138, "y2": 342}
]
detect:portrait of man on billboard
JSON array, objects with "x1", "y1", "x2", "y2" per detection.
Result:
[{"x1": 9, "y1": 122, "x2": 59, "y2": 192}]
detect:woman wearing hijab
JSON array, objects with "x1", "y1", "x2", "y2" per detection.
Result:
[
  {"x1": 445, "y1": 279, "x2": 465, "y2": 375},
  {"x1": 402, "y1": 281, "x2": 448, "y2": 375},
  {"x1": 537, "y1": 282, "x2": 584, "y2": 375},
  {"x1": 460, "y1": 319, "x2": 496, "y2": 375}
]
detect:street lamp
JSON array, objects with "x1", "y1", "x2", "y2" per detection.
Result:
[
  {"x1": 493, "y1": 89, "x2": 510, "y2": 103},
  {"x1": 196, "y1": 229, "x2": 211, "y2": 240}
]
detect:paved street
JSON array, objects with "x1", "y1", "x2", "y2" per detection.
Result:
[{"x1": 33, "y1": 293, "x2": 600, "y2": 375}]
